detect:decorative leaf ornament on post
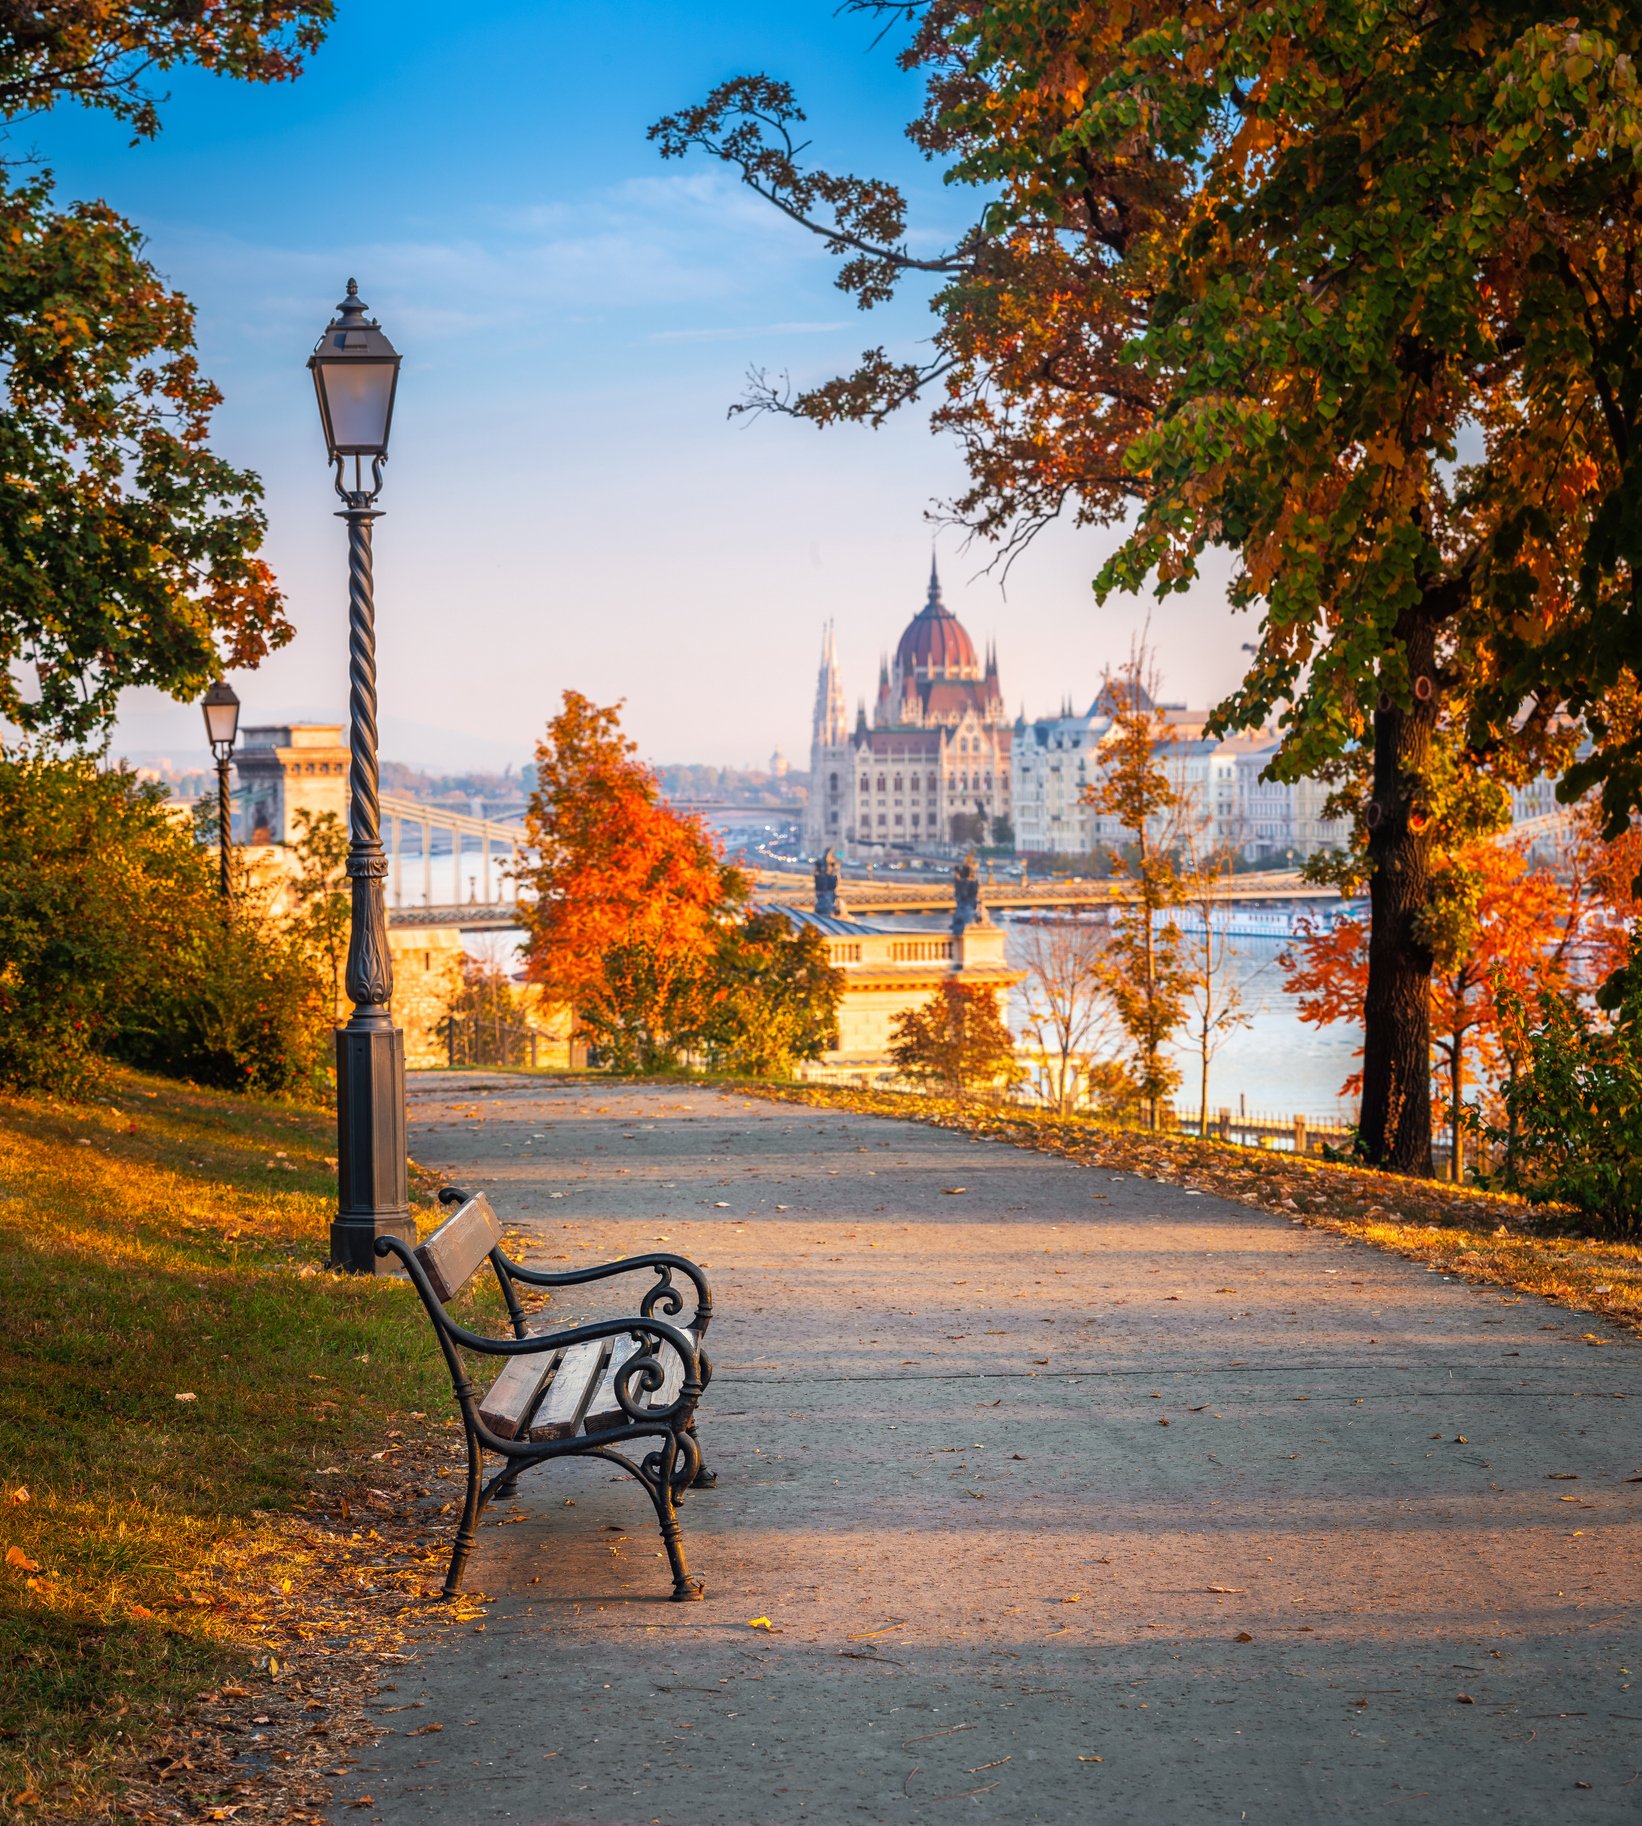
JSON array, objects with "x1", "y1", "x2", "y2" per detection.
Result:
[{"x1": 308, "y1": 281, "x2": 412, "y2": 1273}]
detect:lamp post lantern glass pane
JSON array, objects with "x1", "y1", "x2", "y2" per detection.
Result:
[
  {"x1": 308, "y1": 279, "x2": 401, "y2": 462},
  {"x1": 202, "y1": 680, "x2": 240, "y2": 751}
]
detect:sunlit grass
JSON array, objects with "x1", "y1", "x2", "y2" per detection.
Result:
[{"x1": 0, "y1": 1070, "x2": 451, "y2": 1817}]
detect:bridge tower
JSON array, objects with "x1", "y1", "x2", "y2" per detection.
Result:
[{"x1": 235, "y1": 724, "x2": 350, "y2": 843}]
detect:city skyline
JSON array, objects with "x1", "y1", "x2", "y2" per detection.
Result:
[{"x1": 25, "y1": 0, "x2": 1253, "y2": 772}]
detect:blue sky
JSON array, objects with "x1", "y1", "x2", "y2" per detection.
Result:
[{"x1": 29, "y1": 0, "x2": 1245, "y2": 771}]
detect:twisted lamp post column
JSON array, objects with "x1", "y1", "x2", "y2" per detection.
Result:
[
  {"x1": 309, "y1": 281, "x2": 412, "y2": 1273},
  {"x1": 201, "y1": 679, "x2": 240, "y2": 903}
]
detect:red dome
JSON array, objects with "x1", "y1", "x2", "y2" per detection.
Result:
[{"x1": 895, "y1": 561, "x2": 979, "y2": 678}]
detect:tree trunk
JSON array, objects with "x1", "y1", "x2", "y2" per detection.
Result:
[
  {"x1": 1450, "y1": 1041, "x2": 1464, "y2": 1184},
  {"x1": 1359, "y1": 599, "x2": 1439, "y2": 1176}
]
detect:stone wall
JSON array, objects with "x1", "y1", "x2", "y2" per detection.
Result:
[{"x1": 387, "y1": 928, "x2": 467, "y2": 1068}]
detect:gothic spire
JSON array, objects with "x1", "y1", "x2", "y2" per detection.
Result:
[
  {"x1": 928, "y1": 548, "x2": 942, "y2": 607},
  {"x1": 811, "y1": 618, "x2": 847, "y2": 748}
]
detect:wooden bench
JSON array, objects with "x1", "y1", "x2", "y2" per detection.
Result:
[{"x1": 375, "y1": 1186, "x2": 714, "y2": 1600}]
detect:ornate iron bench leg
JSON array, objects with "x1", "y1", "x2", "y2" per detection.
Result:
[
  {"x1": 686, "y1": 1418, "x2": 717, "y2": 1489},
  {"x1": 444, "y1": 1429, "x2": 485, "y2": 1598},
  {"x1": 645, "y1": 1432, "x2": 704, "y2": 1601}
]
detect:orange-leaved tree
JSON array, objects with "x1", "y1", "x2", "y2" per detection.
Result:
[
  {"x1": 1283, "y1": 841, "x2": 1587, "y2": 1180},
  {"x1": 518, "y1": 692, "x2": 745, "y2": 1070},
  {"x1": 890, "y1": 979, "x2": 1023, "y2": 1104}
]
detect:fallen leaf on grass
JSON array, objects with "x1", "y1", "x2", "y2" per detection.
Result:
[
  {"x1": 174, "y1": 1391, "x2": 197, "y2": 1403},
  {"x1": 6, "y1": 1488, "x2": 27, "y2": 1506},
  {"x1": 5, "y1": 1546, "x2": 40, "y2": 1572}
]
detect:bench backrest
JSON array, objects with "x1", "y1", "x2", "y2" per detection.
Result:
[{"x1": 415, "y1": 1192, "x2": 503, "y2": 1302}]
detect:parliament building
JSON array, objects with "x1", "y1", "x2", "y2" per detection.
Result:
[{"x1": 803, "y1": 559, "x2": 1012, "y2": 859}]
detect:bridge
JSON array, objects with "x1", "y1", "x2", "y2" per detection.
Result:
[
  {"x1": 749, "y1": 866, "x2": 1335, "y2": 916},
  {"x1": 377, "y1": 816, "x2": 1570, "y2": 933},
  {"x1": 381, "y1": 862, "x2": 1334, "y2": 932},
  {"x1": 379, "y1": 791, "x2": 528, "y2": 914}
]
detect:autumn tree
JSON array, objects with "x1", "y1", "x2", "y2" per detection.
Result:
[
  {"x1": 890, "y1": 978, "x2": 1023, "y2": 1103},
  {"x1": 684, "y1": 911, "x2": 842, "y2": 1077},
  {"x1": 1084, "y1": 656, "x2": 1191, "y2": 1131},
  {"x1": 1016, "y1": 917, "x2": 1124, "y2": 1115},
  {"x1": 440, "y1": 959, "x2": 530, "y2": 1070},
  {"x1": 518, "y1": 693, "x2": 744, "y2": 1072},
  {"x1": 654, "y1": 6, "x2": 1642, "y2": 1177},
  {"x1": 0, "y1": 6, "x2": 332, "y2": 743},
  {"x1": 1283, "y1": 840, "x2": 1587, "y2": 1180},
  {"x1": 288, "y1": 809, "x2": 350, "y2": 1025},
  {"x1": 1179, "y1": 829, "x2": 1252, "y2": 1138}
]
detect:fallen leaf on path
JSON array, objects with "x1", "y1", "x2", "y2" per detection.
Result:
[
  {"x1": 943, "y1": 1188, "x2": 968, "y2": 1195},
  {"x1": 846, "y1": 1621, "x2": 906, "y2": 1640},
  {"x1": 1206, "y1": 1587, "x2": 1246, "y2": 1594},
  {"x1": 1234, "y1": 1631, "x2": 1254, "y2": 1643},
  {"x1": 1078, "y1": 1754, "x2": 1104, "y2": 1762},
  {"x1": 406, "y1": 1722, "x2": 443, "y2": 1736},
  {"x1": 747, "y1": 1616, "x2": 777, "y2": 1630},
  {"x1": 1455, "y1": 1694, "x2": 1475, "y2": 1705}
]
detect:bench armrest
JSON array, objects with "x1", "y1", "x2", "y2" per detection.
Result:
[
  {"x1": 376, "y1": 1232, "x2": 704, "y2": 1424},
  {"x1": 437, "y1": 1186, "x2": 711, "y2": 1334}
]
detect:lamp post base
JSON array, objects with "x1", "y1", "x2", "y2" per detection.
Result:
[{"x1": 331, "y1": 1018, "x2": 414, "y2": 1273}]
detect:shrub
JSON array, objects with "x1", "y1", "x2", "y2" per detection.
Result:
[
  {"x1": 0, "y1": 753, "x2": 329, "y2": 1097},
  {"x1": 1496, "y1": 954, "x2": 1642, "y2": 1235},
  {"x1": 688, "y1": 911, "x2": 841, "y2": 1076}
]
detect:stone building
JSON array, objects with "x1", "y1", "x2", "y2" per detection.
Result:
[
  {"x1": 804, "y1": 559, "x2": 1012, "y2": 859},
  {"x1": 234, "y1": 724, "x2": 349, "y2": 843},
  {"x1": 769, "y1": 854, "x2": 1024, "y2": 1079}
]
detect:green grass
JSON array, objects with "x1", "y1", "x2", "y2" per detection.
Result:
[{"x1": 0, "y1": 1069, "x2": 456, "y2": 1817}]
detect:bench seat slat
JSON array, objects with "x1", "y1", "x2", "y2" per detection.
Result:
[
  {"x1": 416, "y1": 1193, "x2": 503, "y2": 1302},
  {"x1": 581, "y1": 1335, "x2": 642, "y2": 1435},
  {"x1": 582, "y1": 1329, "x2": 696, "y2": 1432},
  {"x1": 524, "y1": 1339, "x2": 607, "y2": 1442},
  {"x1": 478, "y1": 1342, "x2": 560, "y2": 1441}
]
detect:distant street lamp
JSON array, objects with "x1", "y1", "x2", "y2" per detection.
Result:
[
  {"x1": 201, "y1": 679, "x2": 240, "y2": 900},
  {"x1": 308, "y1": 279, "x2": 412, "y2": 1275}
]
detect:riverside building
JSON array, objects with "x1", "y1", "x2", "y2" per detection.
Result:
[{"x1": 804, "y1": 559, "x2": 1012, "y2": 860}]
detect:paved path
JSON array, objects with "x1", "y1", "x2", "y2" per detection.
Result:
[{"x1": 338, "y1": 1078, "x2": 1641, "y2": 1824}]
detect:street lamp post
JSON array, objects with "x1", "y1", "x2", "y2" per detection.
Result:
[
  {"x1": 201, "y1": 679, "x2": 240, "y2": 900},
  {"x1": 308, "y1": 279, "x2": 413, "y2": 1274}
]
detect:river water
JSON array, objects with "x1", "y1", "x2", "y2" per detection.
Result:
[
  {"x1": 417, "y1": 809, "x2": 1364, "y2": 1122},
  {"x1": 998, "y1": 920, "x2": 1361, "y2": 1124}
]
